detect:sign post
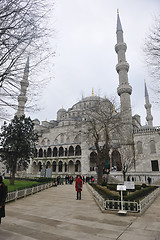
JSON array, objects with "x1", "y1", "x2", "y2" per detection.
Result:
[
  {"x1": 124, "y1": 181, "x2": 135, "y2": 190},
  {"x1": 117, "y1": 185, "x2": 127, "y2": 215}
]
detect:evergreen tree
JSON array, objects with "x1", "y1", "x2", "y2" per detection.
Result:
[{"x1": 0, "y1": 115, "x2": 38, "y2": 184}]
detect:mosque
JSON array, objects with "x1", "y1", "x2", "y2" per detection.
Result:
[{"x1": 15, "y1": 13, "x2": 160, "y2": 183}]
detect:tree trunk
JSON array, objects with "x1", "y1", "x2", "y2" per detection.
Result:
[
  {"x1": 123, "y1": 171, "x2": 126, "y2": 182},
  {"x1": 10, "y1": 165, "x2": 16, "y2": 185},
  {"x1": 97, "y1": 164, "x2": 104, "y2": 185}
]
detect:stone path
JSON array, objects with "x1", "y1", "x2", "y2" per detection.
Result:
[{"x1": 0, "y1": 183, "x2": 160, "y2": 240}]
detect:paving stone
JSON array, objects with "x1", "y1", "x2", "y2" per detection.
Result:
[{"x1": 0, "y1": 184, "x2": 159, "y2": 240}]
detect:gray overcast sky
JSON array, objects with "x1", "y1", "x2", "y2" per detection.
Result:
[{"x1": 29, "y1": 0, "x2": 160, "y2": 126}]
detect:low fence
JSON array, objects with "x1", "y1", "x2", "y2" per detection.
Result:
[
  {"x1": 139, "y1": 187, "x2": 160, "y2": 213},
  {"x1": 87, "y1": 184, "x2": 160, "y2": 213},
  {"x1": 6, "y1": 182, "x2": 54, "y2": 203}
]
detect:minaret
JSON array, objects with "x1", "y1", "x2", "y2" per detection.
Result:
[
  {"x1": 16, "y1": 57, "x2": 29, "y2": 117},
  {"x1": 115, "y1": 10, "x2": 132, "y2": 124},
  {"x1": 144, "y1": 81, "x2": 153, "y2": 126}
]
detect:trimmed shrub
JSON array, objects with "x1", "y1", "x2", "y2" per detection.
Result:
[
  {"x1": 91, "y1": 184, "x2": 120, "y2": 200},
  {"x1": 135, "y1": 185, "x2": 141, "y2": 190},
  {"x1": 124, "y1": 186, "x2": 157, "y2": 201},
  {"x1": 141, "y1": 183, "x2": 147, "y2": 188},
  {"x1": 90, "y1": 183, "x2": 158, "y2": 203}
]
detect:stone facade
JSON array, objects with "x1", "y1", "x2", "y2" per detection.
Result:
[{"x1": 23, "y1": 13, "x2": 160, "y2": 180}]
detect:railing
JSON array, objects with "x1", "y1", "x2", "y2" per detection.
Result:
[
  {"x1": 105, "y1": 199, "x2": 139, "y2": 212},
  {"x1": 87, "y1": 183, "x2": 105, "y2": 209},
  {"x1": 139, "y1": 187, "x2": 160, "y2": 213},
  {"x1": 6, "y1": 182, "x2": 54, "y2": 203},
  {"x1": 87, "y1": 184, "x2": 160, "y2": 213}
]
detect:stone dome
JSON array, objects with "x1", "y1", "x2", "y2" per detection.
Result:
[
  {"x1": 57, "y1": 107, "x2": 66, "y2": 121},
  {"x1": 72, "y1": 95, "x2": 112, "y2": 111},
  {"x1": 57, "y1": 107, "x2": 66, "y2": 113}
]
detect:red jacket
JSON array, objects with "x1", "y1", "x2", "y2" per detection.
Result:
[{"x1": 75, "y1": 177, "x2": 83, "y2": 192}]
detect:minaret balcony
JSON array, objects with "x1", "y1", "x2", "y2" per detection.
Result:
[
  {"x1": 117, "y1": 84, "x2": 132, "y2": 96},
  {"x1": 115, "y1": 42, "x2": 127, "y2": 53},
  {"x1": 146, "y1": 116, "x2": 153, "y2": 121},
  {"x1": 18, "y1": 95, "x2": 27, "y2": 102},
  {"x1": 145, "y1": 103, "x2": 152, "y2": 109},
  {"x1": 116, "y1": 62, "x2": 129, "y2": 73}
]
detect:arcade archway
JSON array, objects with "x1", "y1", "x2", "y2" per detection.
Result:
[{"x1": 111, "y1": 150, "x2": 122, "y2": 171}]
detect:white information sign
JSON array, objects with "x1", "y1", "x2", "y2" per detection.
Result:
[
  {"x1": 117, "y1": 185, "x2": 126, "y2": 191},
  {"x1": 124, "y1": 181, "x2": 135, "y2": 190}
]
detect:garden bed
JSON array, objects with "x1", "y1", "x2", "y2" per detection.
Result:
[
  {"x1": 88, "y1": 183, "x2": 160, "y2": 213},
  {"x1": 90, "y1": 183, "x2": 158, "y2": 202}
]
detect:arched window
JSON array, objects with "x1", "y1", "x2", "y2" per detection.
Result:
[
  {"x1": 75, "y1": 160, "x2": 81, "y2": 172},
  {"x1": 34, "y1": 149, "x2": 38, "y2": 158},
  {"x1": 47, "y1": 147, "x2": 51, "y2": 157},
  {"x1": 52, "y1": 161, "x2": 56, "y2": 172},
  {"x1": 90, "y1": 152, "x2": 97, "y2": 171},
  {"x1": 53, "y1": 147, "x2": 57, "y2": 157},
  {"x1": 39, "y1": 148, "x2": 43, "y2": 157},
  {"x1": 38, "y1": 162, "x2": 42, "y2": 171},
  {"x1": 46, "y1": 161, "x2": 51, "y2": 169},
  {"x1": 64, "y1": 162, "x2": 68, "y2": 172},
  {"x1": 137, "y1": 141, "x2": 143, "y2": 154},
  {"x1": 150, "y1": 140, "x2": 156, "y2": 153},
  {"x1": 68, "y1": 160, "x2": 74, "y2": 173},
  {"x1": 44, "y1": 150, "x2": 47, "y2": 157},
  {"x1": 59, "y1": 147, "x2": 64, "y2": 156},
  {"x1": 75, "y1": 145, "x2": 81, "y2": 156},
  {"x1": 112, "y1": 150, "x2": 122, "y2": 171},
  {"x1": 58, "y1": 161, "x2": 63, "y2": 172},
  {"x1": 69, "y1": 146, "x2": 74, "y2": 156},
  {"x1": 65, "y1": 148, "x2": 68, "y2": 156}
]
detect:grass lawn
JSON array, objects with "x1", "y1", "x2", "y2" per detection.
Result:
[{"x1": 4, "y1": 179, "x2": 42, "y2": 192}]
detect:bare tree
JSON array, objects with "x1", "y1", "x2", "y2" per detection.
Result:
[
  {"x1": 120, "y1": 144, "x2": 135, "y2": 181},
  {"x1": 82, "y1": 96, "x2": 135, "y2": 184},
  {"x1": 0, "y1": 0, "x2": 55, "y2": 120},
  {"x1": 144, "y1": 14, "x2": 160, "y2": 99},
  {"x1": 83, "y1": 97, "x2": 121, "y2": 184}
]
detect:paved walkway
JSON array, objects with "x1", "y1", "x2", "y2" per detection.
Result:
[{"x1": 0, "y1": 184, "x2": 160, "y2": 240}]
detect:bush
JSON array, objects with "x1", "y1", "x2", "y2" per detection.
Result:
[
  {"x1": 91, "y1": 184, "x2": 120, "y2": 200},
  {"x1": 124, "y1": 186, "x2": 157, "y2": 201},
  {"x1": 135, "y1": 185, "x2": 141, "y2": 190},
  {"x1": 107, "y1": 185, "x2": 117, "y2": 191},
  {"x1": 101, "y1": 182, "x2": 107, "y2": 186},
  {"x1": 36, "y1": 177, "x2": 55, "y2": 183},
  {"x1": 141, "y1": 183, "x2": 147, "y2": 188}
]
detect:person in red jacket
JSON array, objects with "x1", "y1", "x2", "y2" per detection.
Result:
[{"x1": 75, "y1": 175, "x2": 83, "y2": 200}]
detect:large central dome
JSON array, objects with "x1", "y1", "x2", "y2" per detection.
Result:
[{"x1": 71, "y1": 95, "x2": 112, "y2": 111}]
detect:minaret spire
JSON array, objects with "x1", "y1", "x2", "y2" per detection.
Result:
[
  {"x1": 144, "y1": 81, "x2": 153, "y2": 126},
  {"x1": 115, "y1": 11, "x2": 134, "y2": 169},
  {"x1": 115, "y1": 11, "x2": 132, "y2": 123},
  {"x1": 16, "y1": 57, "x2": 29, "y2": 117},
  {"x1": 117, "y1": 9, "x2": 123, "y2": 32}
]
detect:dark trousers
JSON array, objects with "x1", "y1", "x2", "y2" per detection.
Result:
[
  {"x1": 0, "y1": 217, "x2": 1, "y2": 224},
  {"x1": 77, "y1": 191, "x2": 81, "y2": 200}
]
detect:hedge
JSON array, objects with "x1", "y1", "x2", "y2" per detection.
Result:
[{"x1": 90, "y1": 183, "x2": 158, "y2": 202}]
